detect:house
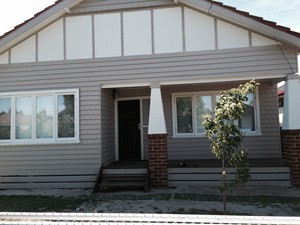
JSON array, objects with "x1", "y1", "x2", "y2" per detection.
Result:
[{"x1": 0, "y1": 0, "x2": 300, "y2": 190}]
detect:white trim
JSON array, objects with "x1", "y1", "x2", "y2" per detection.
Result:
[
  {"x1": 114, "y1": 99, "x2": 119, "y2": 161},
  {"x1": 0, "y1": 89, "x2": 79, "y2": 96},
  {"x1": 102, "y1": 83, "x2": 150, "y2": 89},
  {"x1": 100, "y1": 74, "x2": 285, "y2": 89},
  {"x1": 148, "y1": 87, "x2": 167, "y2": 134},
  {"x1": 0, "y1": 89, "x2": 80, "y2": 145},
  {"x1": 160, "y1": 75, "x2": 285, "y2": 86},
  {"x1": 171, "y1": 89, "x2": 261, "y2": 138},
  {"x1": 139, "y1": 99, "x2": 144, "y2": 160},
  {"x1": 178, "y1": 0, "x2": 300, "y2": 47},
  {"x1": 282, "y1": 73, "x2": 300, "y2": 129},
  {"x1": 114, "y1": 96, "x2": 150, "y2": 161},
  {"x1": 254, "y1": 88, "x2": 261, "y2": 134}
]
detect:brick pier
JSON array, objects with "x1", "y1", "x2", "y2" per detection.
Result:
[
  {"x1": 148, "y1": 134, "x2": 168, "y2": 187},
  {"x1": 281, "y1": 129, "x2": 300, "y2": 187}
]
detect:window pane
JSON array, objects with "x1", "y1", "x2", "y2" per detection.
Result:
[
  {"x1": 58, "y1": 95, "x2": 75, "y2": 138},
  {"x1": 196, "y1": 96, "x2": 212, "y2": 133},
  {"x1": 16, "y1": 97, "x2": 32, "y2": 139},
  {"x1": 176, "y1": 97, "x2": 193, "y2": 133},
  {"x1": 239, "y1": 94, "x2": 255, "y2": 131},
  {"x1": 0, "y1": 98, "x2": 11, "y2": 140},
  {"x1": 37, "y1": 96, "x2": 53, "y2": 138}
]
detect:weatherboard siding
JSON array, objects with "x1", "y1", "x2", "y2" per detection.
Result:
[
  {"x1": 0, "y1": 44, "x2": 295, "y2": 188},
  {"x1": 101, "y1": 88, "x2": 116, "y2": 166},
  {"x1": 0, "y1": 85, "x2": 101, "y2": 189},
  {"x1": 161, "y1": 82, "x2": 281, "y2": 160},
  {"x1": 116, "y1": 81, "x2": 281, "y2": 160},
  {"x1": 0, "y1": 45, "x2": 297, "y2": 88}
]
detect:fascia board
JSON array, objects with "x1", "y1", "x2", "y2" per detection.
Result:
[
  {"x1": 0, "y1": 0, "x2": 84, "y2": 54},
  {"x1": 179, "y1": 0, "x2": 300, "y2": 47}
]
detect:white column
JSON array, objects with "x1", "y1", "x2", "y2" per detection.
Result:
[
  {"x1": 282, "y1": 73, "x2": 300, "y2": 130},
  {"x1": 148, "y1": 84, "x2": 167, "y2": 134}
]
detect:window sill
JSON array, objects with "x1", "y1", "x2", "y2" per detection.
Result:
[
  {"x1": 0, "y1": 140, "x2": 81, "y2": 146},
  {"x1": 172, "y1": 132, "x2": 262, "y2": 139}
]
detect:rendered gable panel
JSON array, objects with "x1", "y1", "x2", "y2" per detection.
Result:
[
  {"x1": 0, "y1": 52, "x2": 9, "y2": 64},
  {"x1": 11, "y1": 36, "x2": 36, "y2": 63},
  {"x1": 123, "y1": 10, "x2": 152, "y2": 56},
  {"x1": 184, "y1": 7, "x2": 215, "y2": 51},
  {"x1": 66, "y1": 16, "x2": 93, "y2": 60},
  {"x1": 71, "y1": 0, "x2": 175, "y2": 13},
  {"x1": 38, "y1": 19, "x2": 64, "y2": 61},
  {"x1": 252, "y1": 32, "x2": 277, "y2": 47},
  {"x1": 94, "y1": 13, "x2": 121, "y2": 58},
  {"x1": 217, "y1": 20, "x2": 249, "y2": 49},
  {"x1": 154, "y1": 7, "x2": 183, "y2": 54}
]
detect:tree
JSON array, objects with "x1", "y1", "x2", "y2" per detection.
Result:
[{"x1": 202, "y1": 80, "x2": 259, "y2": 212}]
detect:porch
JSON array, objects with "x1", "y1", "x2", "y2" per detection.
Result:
[
  {"x1": 99, "y1": 80, "x2": 300, "y2": 190},
  {"x1": 96, "y1": 158, "x2": 291, "y2": 191}
]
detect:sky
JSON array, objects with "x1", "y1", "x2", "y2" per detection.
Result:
[{"x1": 0, "y1": 0, "x2": 299, "y2": 36}]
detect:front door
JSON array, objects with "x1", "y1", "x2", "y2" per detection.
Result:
[{"x1": 118, "y1": 100, "x2": 141, "y2": 160}]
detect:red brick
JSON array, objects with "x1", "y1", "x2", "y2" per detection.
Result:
[
  {"x1": 148, "y1": 134, "x2": 168, "y2": 187},
  {"x1": 282, "y1": 129, "x2": 300, "y2": 187}
]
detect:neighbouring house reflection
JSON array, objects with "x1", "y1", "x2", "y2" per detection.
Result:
[
  {"x1": 58, "y1": 94, "x2": 75, "y2": 138},
  {"x1": 0, "y1": 98, "x2": 11, "y2": 140}
]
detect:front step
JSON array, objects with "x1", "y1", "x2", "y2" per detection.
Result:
[{"x1": 99, "y1": 168, "x2": 148, "y2": 192}]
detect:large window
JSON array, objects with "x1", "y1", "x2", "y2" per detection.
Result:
[
  {"x1": 0, "y1": 89, "x2": 79, "y2": 145},
  {"x1": 172, "y1": 90, "x2": 260, "y2": 137}
]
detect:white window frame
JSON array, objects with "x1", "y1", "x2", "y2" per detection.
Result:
[
  {"x1": 172, "y1": 89, "x2": 261, "y2": 138},
  {"x1": 0, "y1": 89, "x2": 80, "y2": 145}
]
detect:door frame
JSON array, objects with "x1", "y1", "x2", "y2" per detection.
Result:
[{"x1": 114, "y1": 96, "x2": 150, "y2": 161}]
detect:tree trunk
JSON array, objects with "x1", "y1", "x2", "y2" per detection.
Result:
[{"x1": 222, "y1": 158, "x2": 227, "y2": 213}]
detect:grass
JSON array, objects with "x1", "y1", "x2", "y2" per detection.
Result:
[
  {"x1": 0, "y1": 192, "x2": 299, "y2": 214},
  {"x1": 173, "y1": 194, "x2": 300, "y2": 205},
  {"x1": 0, "y1": 196, "x2": 84, "y2": 212}
]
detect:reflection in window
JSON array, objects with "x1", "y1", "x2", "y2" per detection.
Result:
[
  {"x1": 37, "y1": 96, "x2": 53, "y2": 138},
  {"x1": 196, "y1": 96, "x2": 212, "y2": 133},
  {"x1": 238, "y1": 94, "x2": 255, "y2": 131},
  {"x1": 0, "y1": 98, "x2": 11, "y2": 140},
  {"x1": 16, "y1": 97, "x2": 32, "y2": 139},
  {"x1": 176, "y1": 97, "x2": 193, "y2": 133},
  {"x1": 58, "y1": 95, "x2": 75, "y2": 138},
  {"x1": 173, "y1": 91, "x2": 258, "y2": 136}
]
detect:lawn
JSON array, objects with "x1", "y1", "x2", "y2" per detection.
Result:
[{"x1": 0, "y1": 192, "x2": 299, "y2": 216}]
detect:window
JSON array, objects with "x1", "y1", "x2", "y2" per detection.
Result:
[
  {"x1": 172, "y1": 90, "x2": 260, "y2": 137},
  {"x1": 0, "y1": 89, "x2": 79, "y2": 145}
]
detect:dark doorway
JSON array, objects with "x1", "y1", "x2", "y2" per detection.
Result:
[{"x1": 118, "y1": 100, "x2": 141, "y2": 160}]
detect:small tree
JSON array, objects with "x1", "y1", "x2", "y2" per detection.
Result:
[{"x1": 202, "y1": 80, "x2": 259, "y2": 212}]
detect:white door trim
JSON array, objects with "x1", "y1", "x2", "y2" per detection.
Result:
[{"x1": 114, "y1": 96, "x2": 150, "y2": 161}]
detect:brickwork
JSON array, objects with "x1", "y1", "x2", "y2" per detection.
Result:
[
  {"x1": 281, "y1": 129, "x2": 300, "y2": 187},
  {"x1": 148, "y1": 134, "x2": 168, "y2": 187}
]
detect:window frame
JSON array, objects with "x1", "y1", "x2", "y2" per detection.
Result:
[
  {"x1": 172, "y1": 89, "x2": 261, "y2": 138},
  {"x1": 0, "y1": 89, "x2": 80, "y2": 145}
]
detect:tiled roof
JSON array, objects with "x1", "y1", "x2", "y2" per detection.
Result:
[
  {"x1": 278, "y1": 84, "x2": 285, "y2": 95},
  {"x1": 0, "y1": 0, "x2": 63, "y2": 39},
  {"x1": 210, "y1": 0, "x2": 300, "y2": 38}
]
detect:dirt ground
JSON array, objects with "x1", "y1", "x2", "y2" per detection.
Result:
[{"x1": 0, "y1": 186, "x2": 300, "y2": 216}]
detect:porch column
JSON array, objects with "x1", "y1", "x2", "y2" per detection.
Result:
[
  {"x1": 282, "y1": 73, "x2": 300, "y2": 187},
  {"x1": 148, "y1": 83, "x2": 168, "y2": 187}
]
